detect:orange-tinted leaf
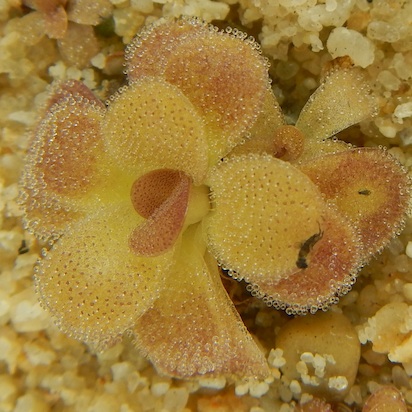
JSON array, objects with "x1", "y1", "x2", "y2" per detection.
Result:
[
  {"x1": 300, "y1": 147, "x2": 411, "y2": 259},
  {"x1": 205, "y1": 154, "x2": 326, "y2": 283},
  {"x1": 293, "y1": 136, "x2": 351, "y2": 165},
  {"x1": 255, "y1": 206, "x2": 362, "y2": 314},
  {"x1": 130, "y1": 169, "x2": 184, "y2": 219},
  {"x1": 125, "y1": 17, "x2": 270, "y2": 163},
  {"x1": 35, "y1": 203, "x2": 171, "y2": 350},
  {"x1": 102, "y1": 78, "x2": 209, "y2": 185},
  {"x1": 163, "y1": 33, "x2": 269, "y2": 162},
  {"x1": 228, "y1": 89, "x2": 286, "y2": 158},
  {"x1": 271, "y1": 125, "x2": 305, "y2": 161},
  {"x1": 129, "y1": 171, "x2": 191, "y2": 256},
  {"x1": 133, "y1": 231, "x2": 270, "y2": 379},
  {"x1": 125, "y1": 16, "x2": 209, "y2": 81},
  {"x1": 45, "y1": 79, "x2": 104, "y2": 111},
  {"x1": 20, "y1": 80, "x2": 107, "y2": 240},
  {"x1": 27, "y1": 81, "x2": 105, "y2": 198}
]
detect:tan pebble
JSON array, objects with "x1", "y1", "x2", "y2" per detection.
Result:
[
  {"x1": 327, "y1": 27, "x2": 375, "y2": 68},
  {"x1": 356, "y1": 285, "x2": 380, "y2": 317},
  {"x1": 362, "y1": 385, "x2": 407, "y2": 412},
  {"x1": 391, "y1": 365, "x2": 410, "y2": 389},
  {"x1": 402, "y1": 283, "x2": 412, "y2": 300},
  {"x1": 362, "y1": 349, "x2": 386, "y2": 366},
  {"x1": 360, "y1": 302, "x2": 410, "y2": 360},
  {"x1": 14, "y1": 392, "x2": 50, "y2": 412},
  {"x1": 358, "y1": 364, "x2": 377, "y2": 378},
  {"x1": 275, "y1": 311, "x2": 360, "y2": 401},
  {"x1": 406, "y1": 241, "x2": 412, "y2": 259}
]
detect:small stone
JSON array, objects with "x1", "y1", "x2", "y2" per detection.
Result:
[
  {"x1": 327, "y1": 27, "x2": 375, "y2": 68},
  {"x1": 276, "y1": 311, "x2": 360, "y2": 401},
  {"x1": 91, "y1": 53, "x2": 106, "y2": 69},
  {"x1": 130, "y1": 0, "x2": 153, "y2": 13},
  {"x1": 375, "y1": 118, "x2": 398, "y2": 138},
  {"x1": 391, "y1": 365, "x2": 410, "y2": 389},
  {"x1": 23, "y1": 342, "x2": 56, "y2": 366},
  {"x1": 394, "y1": 102, "x2": 412, "y2": 122},
  {"x1": 358, "y1": 302, "x2": 412, "y2": 363},
  {"x1": 235, "y1": 381, "x2": 250, "y2": 396},
  {"x1": 97, "y1": 343, "x2": 124, "y2": 362},
  {"x1": 268, "y1": 348, "x2": 286, "y2": 368},
  {"x1": 249, "y1": 381, "x2": 269, "y2": 398},
  {"x1": 0, "y1": 375, "x2": 17, "y2": 403},
  {"x1": 250, "y1": 407, "x2": 265, "y2": 412},
  {"x1": 198, "y1": 377, "x2": 226, "y2": 390},
  {"x1": 377, "y1": 70, "x2": 401, "y2": 91},
  {"x1": 328, "y1": 376, "x2": 348, "y2": 391},
  {"x1": 151, "y1": 381, "x2": 170, "y2": 397},
  {"x1": 404, "y1": 284, "x2": 412, "y2": 301},
  {"x1": 58, "y1": 23, "x2": 100, "y2": 68},
  {"x1": 163, "y1": 388, "x2": 189, "y2": 412},
  {"x1": 395, "y1": 254, "x2": 410, "y2": 273},
  {"x1": 290, "y1": 379, "x2": 302, "y2": 394},
  {"x1": 111, "y1": 362, "x2": 134, "y2": 381},
  {"x1": 9, "y1": 288, "x2": 50, "y2": 333},
  {"x1": 14, "y1": 392, "x2": 50, "y2": 412},
  {"x1": 367, "y1": 21, "x2": 401, "y2": 43},
  {"x1": 406, "y1": 241, "x2": 412, "y2": 259}
]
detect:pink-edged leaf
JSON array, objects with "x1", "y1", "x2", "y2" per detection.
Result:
[
  {"x1": 130, "y1": 169, "x2": 184, "y2": 219},
  {"x1": 125, "y1": 16, "x2": 209, "y2": 81},
  {"x1": 254, "y1": 206, "x2": 362, "y2": 314},
  {"x1": 35, "y1": 203, "x2": 171, "y2": 351},
  {"x1": 102, "y1": 78, "x2": 209, "y2": 185},
  {"x1": 129, "y1": 170, "x2": 191, "y2": 256},
  {"x1": 132, "y1": 234, "x2": 270, "y2": 379},
  {"x1": 227, "y1": 89, "x2": 287, "y2": 158},
  {"x1": 299, "y1": 147, "x2": 412, "y2": 259},
  {"x1": 205, "y1": 154, "x2": 326, "y2": 282},
  {"x1": 20, "y1": 80, "x2": 107, "y2": 240},
  {"x1": 125, "y1": 17, "x2": 270, "y2": 163},
  {"x1": 45, "y1": 79, "x2": 105, "y2": 111},
  {"x1": 162, "y1": 32, "x2": 269, "y2": 162}
]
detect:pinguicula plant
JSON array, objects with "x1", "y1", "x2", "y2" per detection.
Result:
[{"x1": 19, "y1": 16, "x2": 411, "y2": 379}]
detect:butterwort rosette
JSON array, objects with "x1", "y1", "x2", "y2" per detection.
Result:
[{"x1": 20, "y1": 17, "x2": 411, "y2": 379}]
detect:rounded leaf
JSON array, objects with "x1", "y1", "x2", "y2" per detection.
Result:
[
  {"x1": 133, "y1": 229, "x2": 270, "y2": 379},
  {"x1": 103, "y1": 78, "x2": 209, "y2": 185},
  {"x1": 130, "y1": 170, "x2": 191, "y2": 256},
  {"x1": 125, "y1": 17, "x2": 270, "y2": 163},
  {"x1": 300, "y1": 147, "x2": 412, "y2": 259},
  {"x1": 20, "y1": 80, "x2": 107, "y2": 240},
  {"x1": 35, "y1": 203, "x2": 172, "y2": 350},
  {"x1": 295, "y1": 58, "x2": 377, "y2": 144},
  {"x1": 256, "y1": 206, "x2": 362, "y2": 314},
  {"x1": 205, "y1": 154, "x2": 326, "y2": 283}
]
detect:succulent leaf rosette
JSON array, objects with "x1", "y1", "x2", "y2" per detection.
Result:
[{"x1": 20, "y1": 17, "x2": 411, "y2": 380}]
